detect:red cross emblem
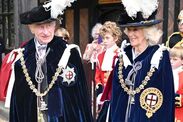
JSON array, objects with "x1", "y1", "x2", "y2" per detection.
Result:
[
  {"x1": 146, "y1": 94, "x2": 158, "y2": 107},
  {"x1": 60, "y1": 66, "x2": 76, "y2": 85},
  {"x1": 140, "y1": 87, "x2": 163, "y2": 118},
  {"x1": 65, "y1": 71, "x2": 73, "y2": 80}
]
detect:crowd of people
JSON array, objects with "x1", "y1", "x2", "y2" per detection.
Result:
[{"x1": 0, "y1": 0, "x2": 182, "y2": 122}]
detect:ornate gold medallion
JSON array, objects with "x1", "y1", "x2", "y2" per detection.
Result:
[{"x1": 140, "y1": 87, "x2": 163, "y2": 118}]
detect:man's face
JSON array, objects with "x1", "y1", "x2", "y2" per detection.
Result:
[{"x1": 29, "y1": 21, "x2": 56, "y2": 44}]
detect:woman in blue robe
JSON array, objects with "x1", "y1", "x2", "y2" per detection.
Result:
[{"x1": 111, "y1": 1, "x2": 174, "y2": 122}]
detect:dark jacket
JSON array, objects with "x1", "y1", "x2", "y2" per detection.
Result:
[{"x1": 10, "y1": 36, "x2": 93, "y2": 122}]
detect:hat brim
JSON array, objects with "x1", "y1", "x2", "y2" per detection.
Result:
[
  {"x1": 120, "y1": 20, "x2": 162, "y2": 28},
  {"x1": 34, "y1": 18, "x2": 57, "y2": 24}
]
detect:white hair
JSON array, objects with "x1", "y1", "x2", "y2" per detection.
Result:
[
  {"x1": 91, "y1": 23, "x2": 103, "y2": 38},
  {"x1": 143, "y1": 26, "x2": 163, "y2": 45}
]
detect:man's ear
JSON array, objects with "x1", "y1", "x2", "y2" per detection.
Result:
[{"x1": 28, "y1": 24, "x2": 35, "y2": 34}]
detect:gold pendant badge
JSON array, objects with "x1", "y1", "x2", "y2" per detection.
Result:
[{"x1": 140, "y1": 87, "x2": 163, "y2": 118}]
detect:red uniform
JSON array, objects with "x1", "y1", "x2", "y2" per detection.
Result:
[
  {"x1": 95, "y1": 45, "x2": 119, "y2": 88},
  {"x1": 94, "y1": 45, "x2": 119, "y2": 119}
]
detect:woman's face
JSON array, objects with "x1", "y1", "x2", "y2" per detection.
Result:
[
  {"x1": 170, "y1": 56, "x2": 183, "y2": 69},
  {"x1": 127, "y1": 27, "x2": 146, "y2": 48},
  {"x1": 102, "y1": 32, "x2": 117, "y2": 49},
  {"x1": 28, "y1": 21, "x2": 56, "y2": 44}
]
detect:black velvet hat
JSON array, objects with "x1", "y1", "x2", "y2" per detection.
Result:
[
  {"x1": 20, "y1": 0, "x2": 76, "y2": 24},
  {"x1": 118, "y1": 10, "x2": 162, "y2": 27},
  {"x1": 118, "y1": 0, "x2": 162, "y2": 27},
  {"x1": 20, "y1": 5, "x2": 56, "y2": 24}
]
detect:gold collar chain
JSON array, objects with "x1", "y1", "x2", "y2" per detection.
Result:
[
  {"x1": 118, "y1": 55, "x2": 155, "y2": 96},
  {"x1": 19, "y1": 50, "x2": 63, "y2": 97}
]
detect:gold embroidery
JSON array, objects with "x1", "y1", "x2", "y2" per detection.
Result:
[{"x1": 140, "y1": 87, "x2": 163, "y2": 118}]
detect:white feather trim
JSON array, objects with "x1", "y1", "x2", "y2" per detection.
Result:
[
  {"x1": 121, "y1": 0, "x2": 159, "y2": 19},
  {"x1": 43, "y1": 0, "x2": 76, "y2": 18},
  {"x1": 140, "y1": 0, "x2": 158, "y2": 19},
  {"x1": 122, "y1": 0, "x2": 140, "y2": 18}
]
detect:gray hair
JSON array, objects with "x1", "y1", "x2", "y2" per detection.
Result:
[{"x1": 91, "y1": 23, "x2": 103, "y2": 38}]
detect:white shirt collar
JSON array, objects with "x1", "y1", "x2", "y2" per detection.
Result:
[{"x1": 34, "y1": 38, "x2": 47, "y2": 59}]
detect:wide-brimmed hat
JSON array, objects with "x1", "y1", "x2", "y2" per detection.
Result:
[
  {"x1": 118, "y1": 0, "x2": 162, "y2": 28},
  {"x1": 20, "y1": 0, "x2": 76, "y2": 24}
]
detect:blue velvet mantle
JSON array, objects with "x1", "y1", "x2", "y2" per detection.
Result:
[
  {"x1": 111, "y1": 45, "x2": 174, "y2": 122},
  {"x1": 10, "y1": 36, "x2": 93, "y2": 122}
]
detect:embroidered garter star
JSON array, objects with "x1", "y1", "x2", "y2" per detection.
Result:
[
  {"x1": 60, "y1": 66, "x2": 76, "y2": 85},
  {"x1": 140, "y1": 87, "x2": 163, "y2": 118}
]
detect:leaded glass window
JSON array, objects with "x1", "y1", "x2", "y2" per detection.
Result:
[{"x1": 0, "y1": 0, "x2": 15, "y2": 50}]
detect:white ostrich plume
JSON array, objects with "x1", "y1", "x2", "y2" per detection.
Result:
[
  {"x1": 122, "y1": 0, "x2": 140, "y2": 18},
  {"x1": 43, "y1": 0, "x2": 76, "y2": 19},
  {"x1": 140, "y1": 0, "x2": 158, "y2": 19},
  {"x1": 121, "y1": 0, "x2": 159, "y2": 19}
]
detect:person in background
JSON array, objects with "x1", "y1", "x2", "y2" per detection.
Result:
[
  {"x1": 95, "y1": 21, "x2": 122, "y2": 122},
  {"x1": 166, "y1": 9, "x2": 183, "y2": 48},
  {"x1": 0, "y1": 37, "x2": 5, "y2": 67},
  {"x1": 83, "y1": 23, "x2": 104, "y2": 120},
  {"x1": 2, "y1": 1, "x2": 93, "y2": 122},
  {"x1": 111, "y1": 0, "x2": 174, "y2": 122},
  {"x1": 55, "y1": 27, "x2": 70, "y2": 42},
  {"x1": 169, "y1": 45, "x2": 183, "y2": 122},
  {"x1": 83, "y1": 23, "x2": 104, "y2": 63}
]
